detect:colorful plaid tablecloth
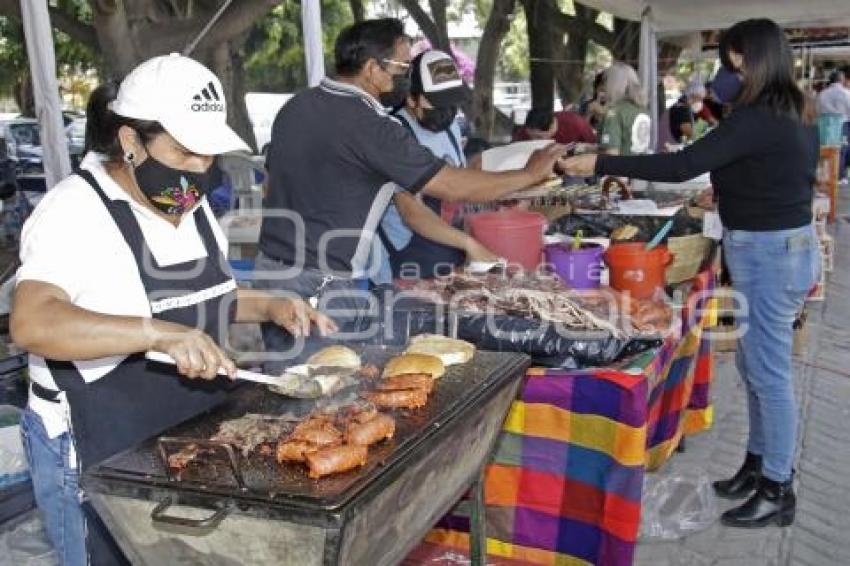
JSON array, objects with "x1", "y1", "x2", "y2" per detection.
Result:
[{"x1": 410, "y1": 272, "x2": 716, "y2": 566}]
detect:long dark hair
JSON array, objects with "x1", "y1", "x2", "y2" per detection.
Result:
[
  {"x1": 719, "y1": 19, "x2": 808, "y2": 122},
  {"x1": 84, "y1": 80, "x2": 165, "y2": 160}
]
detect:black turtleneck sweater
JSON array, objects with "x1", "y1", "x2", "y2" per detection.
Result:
[{"x1": 596, "y1": 105, "x2": 819, "y2": 231}]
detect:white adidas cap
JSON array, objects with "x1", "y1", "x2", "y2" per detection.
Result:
[{"x1": 110, "y1": 53, "x2": 250, "y2": 155}]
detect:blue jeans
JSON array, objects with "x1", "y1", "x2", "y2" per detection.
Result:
[
  {"x1": 723, "y1": 224, "x2": 820, "y2": 482},
  {"x1": 19, "y1": 407, "x2": 87, "y2": 566}
]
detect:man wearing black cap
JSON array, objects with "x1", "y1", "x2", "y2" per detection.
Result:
[{"x1": 373, "y1": 50, "x2": 497, "y2": 283}]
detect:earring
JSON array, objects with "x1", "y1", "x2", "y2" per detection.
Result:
[{"x1": 123, "y1": 151, "x2": 135, "y2": 165}]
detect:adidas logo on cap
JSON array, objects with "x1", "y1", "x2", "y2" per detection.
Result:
[{"x1": 191, "y1": 81, "x2": 224, "y2": 112}]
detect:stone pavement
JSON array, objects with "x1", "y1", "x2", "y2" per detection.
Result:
[{"x1": 633, "y1": 196, "x2": 850, "y2": 566}]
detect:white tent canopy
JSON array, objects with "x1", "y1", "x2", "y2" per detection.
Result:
[{"x1": 576, "y1": 0, "x2": 850, "y2": 34}]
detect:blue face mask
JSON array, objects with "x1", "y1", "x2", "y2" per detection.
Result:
[{"x1": 711, "y1": 67, "x2": 743, "y2": 104}]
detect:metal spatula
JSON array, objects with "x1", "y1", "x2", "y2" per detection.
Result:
[{"x1": 145, "y1": 352, "x2": 322, "y2": 398}]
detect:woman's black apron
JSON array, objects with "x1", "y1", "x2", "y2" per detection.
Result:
[{"x1": 35, "y1": 169, "x2": 236, "y2": 471}]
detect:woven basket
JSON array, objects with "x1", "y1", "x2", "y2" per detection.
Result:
[{"x1": 666, "y1": 234, "x2": 712, "y2": 284}]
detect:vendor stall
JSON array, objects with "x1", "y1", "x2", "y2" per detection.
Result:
[{"x1": 409, "y1": 271, "x2": 716, "y2": 566}]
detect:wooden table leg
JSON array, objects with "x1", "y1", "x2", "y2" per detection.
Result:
[{"x1": 469, "y1": 468, "x2": 487, "y2": 566}]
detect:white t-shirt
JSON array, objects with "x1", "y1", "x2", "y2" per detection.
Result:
[
  {"x1": 18, "y1": 152, "x2": 229, "y2": 438},
  {"x1": 817, "y1": 83, "x2": 850, "y2": 122}
]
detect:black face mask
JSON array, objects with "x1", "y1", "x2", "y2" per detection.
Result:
[
  {"x1": 379, "y1": 74, "x2": 411, "y2": 109},
  {"x1": 133, "y1": 152, "x2": 213, "y2": 216},
  {"x1": 419, "y1": 106, "x2": 458, "y2": 133}
]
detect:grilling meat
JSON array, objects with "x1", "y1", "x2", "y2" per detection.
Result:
[
  {"x1": 376, "y1": 373, "x2": 434, "y2": 394},
  {"x1": 364, "y1": 388, "x2": 429, "y2": 410},
  {"x1": 346, "y1": 413, "x2": 396, "y2": 446},
  {"x1": 356, "y1": 364, "x2": 381, "y2": 381},
  {"x1": 290, "y1": 417, "x2": 343, "y2": 448},
  {"x1": 211, "y1": 413, "x2": 296, "y2": 457},
  {"x1": 334, "y1": 401, "x2": 379, "y2": 426},
  {"x1": 276, "y1": 440, "x2": 315, "y2": 463},
  {"x1": 306, "y1": 444, "x2": 368, "y2": 479},
  {"x1": 167, "y1": 443, "x2": 202, "y2": 472}
]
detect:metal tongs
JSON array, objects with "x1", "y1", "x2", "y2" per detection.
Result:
[{"x1": 145, "y1": 352, "x2": 323, "y2": 398}]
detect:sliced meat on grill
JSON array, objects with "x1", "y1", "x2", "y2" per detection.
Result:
[
  {"x1": 332, "y1": 401, "x2": 379, "y2": 427},
  {"x1": 276, "y1": 440, "x2": 315, "y2": 463},
  {"x1": 167, "y1": 443, "x2": 201, "y2": 472},
  {"x1": 306, "y1": 444, "x2": 368, "y2": 479},
  {"x1": 376, "y1": 372, "x2": 435, "y2": 394},
  {"x1": 364, "y1": 388, "x2": 429, "y2": 410},
  {"x1": 290, "y1": 418, "x2": 343, "y2": 448},
  {"x1": 356, "y1": 364, "x2": 381, "y2": 381},
  {"x1": 346, "y1": 413, "x2": 396, "y2": 446}
]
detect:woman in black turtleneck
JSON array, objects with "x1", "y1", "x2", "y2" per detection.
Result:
[{"x1": 563, "y1": 19, "x2": 820, "y2": 530}]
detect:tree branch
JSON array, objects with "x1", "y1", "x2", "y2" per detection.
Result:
[
  {"x1": 349, "y1": 0, "x2": 365, "y2": 22},
  {"x1": 136, "y1": 0, "x2": 278, "y2": 54},
  {"x1": 0, "y1": 0, "x2": 98, "y2": 49},
  {"x1": 398, "y1": 0, "x2": 440, "y2": 46},
  {"x1": 544, "y1": 1, "x2": 614, "y2": 49},
  {"x1": 48, "y1": 5, "x2": 98, "y2": 49}
]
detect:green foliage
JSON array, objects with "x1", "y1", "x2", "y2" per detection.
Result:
[
  {"x1": 244, "y1": 0, "x2": 355, "y2": 93},
  {"x1": 0, "y1": 0, "x2": 100, "y2": 100},
  {"x1": 472, "y1": 0, "x2": 529, "y2": 81},
  {"x1": 500, "y1": 7, "x2": 528, "y2": 81}
]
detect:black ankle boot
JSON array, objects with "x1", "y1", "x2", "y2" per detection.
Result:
[
  {"x1": 720, "y1": 476, "x2": 796, "y2": 528},
  {"x1": 713, "y1": 452, "x2": 762, "y2": 500}
]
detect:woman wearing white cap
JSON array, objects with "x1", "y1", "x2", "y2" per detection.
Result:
[{"x1": 10, "y1": 54, "x2": 336, "y2": 564}]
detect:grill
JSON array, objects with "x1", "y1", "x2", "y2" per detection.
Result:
[{"x1": 83, "y1": 347, "x2": 530, "y2": 565}]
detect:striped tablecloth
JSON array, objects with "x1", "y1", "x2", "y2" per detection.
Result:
[{"x1": 410, "y1": 271, "x2": 716, "y2": 566}]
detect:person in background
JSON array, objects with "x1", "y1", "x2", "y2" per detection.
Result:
[
  {"x1": 513, "y1": 107, "x2": 597, "y2": 145},
  {"x1": 704, "y1": 80, "x2": 727, "y2": 122},
  {"x1": 669, "y1": 80, "x2": 718, "y2": 143},
  {"x1": 579, "y1": 71, "x2": 608, "y2": 130},
  {"x1": 597, "y1": 62, "x2": 651, "y2": 156},
  {"x1": 372, "y1": 50, "x2": 498, "y2": 284},
  {"x1": 562, "y1": 18, "x2": 820, "y2": 529},
  {"x1": 816, "y1": 69, "x2": 850, "y2": 181}
]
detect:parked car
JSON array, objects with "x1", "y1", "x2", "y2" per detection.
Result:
[
  {"x1": 65, "y1": 117, "x2": 86, "y2": 168},
  {"x1": 0, "y1": 130, "x2": 17, "y2": 200},
  {"x1": 1, "y1": 118, "x2": 45, "y2": 194}
]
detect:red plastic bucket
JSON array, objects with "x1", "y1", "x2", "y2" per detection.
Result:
[
  {"x1": 604, "y1": 243, "x2": 673, "y2": 298},
  {"x1": 468, "y1": 210, "x2": 546, "y2": 271}
]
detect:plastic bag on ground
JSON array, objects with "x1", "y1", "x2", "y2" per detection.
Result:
[
  {"x1": 0, "y1": 510, "x2": 58, "y2": 565},
  {"x1": 639, "y1": 462, "x2": 719, "y2": 540}
]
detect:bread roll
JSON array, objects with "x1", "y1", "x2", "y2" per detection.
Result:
[
  {"x1": 307, "y1": 345, "x2": 361, "y2": 369},
  {"x1": 405, "y1": 334, "x2": 475, "y2": 366},
  {"x1": 382, "y1": 353, "x2": 445, "y2": 379}
]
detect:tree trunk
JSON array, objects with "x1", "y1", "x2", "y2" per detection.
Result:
[
  {"x1": 523, "y1": 0, "x2": 555, "y2": 112},
  {"x1": 90, "y1": 1, "x2": 141, "y2": 77},
  {"x1": 612, "y1": 18, "x2": 640, "y2": 64},
  {"x1": 399, "y1": 0, "x2": 450, "y2": 53},
  {"x1": 13, "y1": 74, "x2": 35, "y2": 117},
  {"x1": 427, "y1": 0, "x2": 451, "y2": 53},
  {"x1": 349, "y1": 0, "x2": 365, "y2": 22},
  {"x1": 554, "y1": 31, "x2": 587, "y2": 107},
  {"x1": 471, "y1": 0, "x2": 517, "y2": 141},
  {"x1": 206, "y1": 38, "x2": 258, "y2": 154},
  {"x1": 553, "y1": 4, "x2": 597, "y2": 108}
]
